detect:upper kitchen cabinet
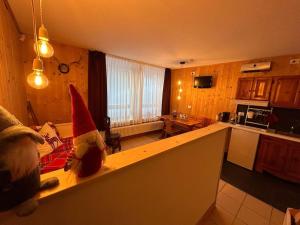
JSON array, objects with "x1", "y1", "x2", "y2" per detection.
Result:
[
  {"x1": 236, "y1": 77, "x2": 272, "y2": 101},
  {"x1": 236, "y1": 78, "x2": 254, "y2": 100},
  {"x1": 270, "y1": 76, "x2": 300, "y2": 109},
  {"x1": 294, "y1": 80, "x2": 300, "y2": 108},
  {"x1": 251, "y1": 77, "x2": 273, "y2": 100}
]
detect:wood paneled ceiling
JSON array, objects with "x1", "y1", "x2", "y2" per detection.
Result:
[{"x1": 9, "y1": 0, "x2": 300, "y2": 68}]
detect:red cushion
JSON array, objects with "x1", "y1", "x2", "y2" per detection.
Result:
[{"x1": 40, "y1": 137, "x2": 73, "y2": 174}]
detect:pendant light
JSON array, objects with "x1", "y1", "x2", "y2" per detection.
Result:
[
  {"x1": 27, "y1": 57, "x2": 49, "y2": 89},
  {"x1": 34, "y1": 0, "x2": 54, "y2": 58},
  {"x1": 27, "y1": 0, "x2": 49, "y2": 89}
]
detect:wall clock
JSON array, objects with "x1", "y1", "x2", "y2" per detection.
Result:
[{"x1": 58, "y1": 63, "x2": 70, "y2": 74}]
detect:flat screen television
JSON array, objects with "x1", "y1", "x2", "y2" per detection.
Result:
[{"x1": 194, "y1": 76, "x2": 213, "y2": 88}]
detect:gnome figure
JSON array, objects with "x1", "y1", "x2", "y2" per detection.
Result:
[
  {"x1": 68, "y1": 85, "x2": 106, "y2": 177},
  {"x1": 0, "y1": 106, "x2": 58, "y2": 216}
]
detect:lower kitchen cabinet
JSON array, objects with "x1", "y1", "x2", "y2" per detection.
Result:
[
  {"x1": 255, "y1": 135, "x2": 300, "y2": 183},
  {"x1": 285, "y1": 143, "x2": 300, "y2": 181}
]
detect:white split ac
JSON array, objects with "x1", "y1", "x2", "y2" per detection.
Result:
[{"x1": 240, "y1": 62, "x2": 271, "y2": 73}]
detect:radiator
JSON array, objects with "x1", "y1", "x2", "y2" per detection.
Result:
[
  {"x1": 111, "y1": 121, "x2": 164, "y2": 138},
  {"x1": 55, "y1": 121, "x2": 164, "y2": 139}
]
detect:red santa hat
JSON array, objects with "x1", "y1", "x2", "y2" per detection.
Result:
[
  {"x1": 69, "y1": 84, "x2": 97, "y2": 138},
  {"x1": 69, "y1": 84, "x2": 106, "y2": 177}
]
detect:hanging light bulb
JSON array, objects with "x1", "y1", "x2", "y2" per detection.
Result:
[
  {"x1": 27, "y1": 0, "x2": 49, "y2": 89},
  {"x1": 27, "y1": 70, "x2": 49, "y2": 89},
  {"x1": 27, "y1": 57, "x2": 49, "y2": 89},
  {"x1": 33, "y1": 0, "x2": 54, "y2": 58},
  {"x1": 34, "y1": 25, "x2": 54, "y2": 58}
]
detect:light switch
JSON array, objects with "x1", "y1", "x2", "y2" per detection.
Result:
[{"x1": 187, "y1": 105, "x2": 192, "y2": 109}]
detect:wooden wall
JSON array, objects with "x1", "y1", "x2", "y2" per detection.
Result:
[
  {"x1": 171, "y1": 54, "x2": 300, "y2": 120},
  {"x1": 0, "y1": 0, "x2": 28, "y2": 124},
  {"x1": 22, "y1": 38, "x2": 88, "y2": 125}
]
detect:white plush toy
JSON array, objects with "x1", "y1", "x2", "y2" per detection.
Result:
[{"x1": 0, "y1": 106, "x2": 58, "y2": 216}]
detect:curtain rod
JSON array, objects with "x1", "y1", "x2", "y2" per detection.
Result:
[{"x1": 106, "y1": 53, "x2": 166, "y2": 69}]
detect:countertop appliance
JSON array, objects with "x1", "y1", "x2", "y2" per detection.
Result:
[
  {"x1": 245, "y1": 106, "x2": 273, "y2": 128},
  {"x1": 236, "y1": 104, "x2": 272, "y2": 129},
  {"x1": 227, "y1": 127, "x2": 260, "y2": 170},
  {"x1": 217, "y1": 112, "x2": 230, "y2": 122}
]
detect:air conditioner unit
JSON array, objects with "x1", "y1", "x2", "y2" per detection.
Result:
[{"x1": 240, "y1": 62, "x2": 271, "y2": 73}]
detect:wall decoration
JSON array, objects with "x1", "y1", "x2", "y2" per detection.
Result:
[{"x1": 53, "y1": 55, "x2": 82, "y2": 74}]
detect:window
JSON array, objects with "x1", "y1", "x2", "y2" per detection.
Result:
[{"x1": 106, "y1": 55, "x2": 165, "y2": 127}]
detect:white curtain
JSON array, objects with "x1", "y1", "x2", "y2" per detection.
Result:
[{"x1": 106, "y1": 55, "x2": 165, "y2": 128}]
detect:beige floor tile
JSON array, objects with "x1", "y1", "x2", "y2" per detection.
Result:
[
  {"x1": 232, "y1": 218, "x2": 247, "y2": 225},
  {"x1": 270, "y1": 208, "x2": 285, "y2": 225},
  {"x1": 237, "y1": 205, "x2": 269, "y2": 225},
  {"x1": 210, "y1": 205, "x2": 235, "y2": 225},
  {"x1": 216, "y1": 192, "x2": 242, "y2": 216},
  {"x1": 218, "y1": 180, "x2": 226, "y2": 192},
  {"x1": 243, "y1": 195, "x2": 272, "y2": 219},
  {"x1": 221, "y1": 184, "x2": 246, "y2": 203}
]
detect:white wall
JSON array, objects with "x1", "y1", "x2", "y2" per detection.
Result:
[{"x1": 0, "y1": 128, "x2": 227, "y2": 225}]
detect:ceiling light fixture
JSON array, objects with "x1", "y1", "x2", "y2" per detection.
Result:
[
  {"x1": 27, "y1": 0, "x2": 49, "y2": 89},
  {"x1": 34, "y1": 0, "x2": 54, "y2": 58}
]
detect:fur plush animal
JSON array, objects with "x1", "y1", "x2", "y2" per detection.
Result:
[{"x1": 0, "y1": 106, "x2": 58, "y2": 216}]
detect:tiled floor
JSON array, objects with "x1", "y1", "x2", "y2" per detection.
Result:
[
  {"x1": 203, "y1": 180, "x2": 285, "y2": 225},
  {"x1": 221, "y1": 161, "x2": 300, "y2": 211},
  {"x1": 121, "y1": 132, "x2": 161, "y2": 151}
]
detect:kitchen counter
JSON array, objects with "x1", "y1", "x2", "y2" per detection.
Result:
[{"x1": 219, "y1": 122, "x2": 300, "y2": 143}]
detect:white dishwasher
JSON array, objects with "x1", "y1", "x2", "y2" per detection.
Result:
[{"x1": 227, "y1": 127, "x2": 260, "y2": 170}]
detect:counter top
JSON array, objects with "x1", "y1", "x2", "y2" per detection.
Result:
[
  {"x1": 219, "y1": 122, "x2": 300, "y2": 143},
  {"x1": 37, "y1": 123, "x2": 229, "y2": 201}
]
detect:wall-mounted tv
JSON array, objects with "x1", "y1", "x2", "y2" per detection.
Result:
[{"x1": 194, "y1": 76, "x2": 213, "y2": 88}]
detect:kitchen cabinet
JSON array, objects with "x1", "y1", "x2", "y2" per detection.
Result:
[
  {"x1": 285, "y1": 143, "x2": 300, "y2": 181},
  {"x1": 236, "y1": 78, "x2": 254, "y2": 100},
  {"x1": 255, "y1": 136, "x2": 288, "y2": 173},
  {"x1": 293, "y1": 79, "x2": 300, "y2": 108},
  {"x1": 270, "y1": 76, "x2": 300, "y2": 109},
  {"x1": 251, "y1": 77, "x2": 273, "y2": 100},
  {"x1": 236, "y1": 77, "x2": 272, "y2": 101},
  {"x1": 255, "y1": 135, "x2": 300, "y2": 183}
]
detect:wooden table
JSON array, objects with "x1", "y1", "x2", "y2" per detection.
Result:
[{"x1": 160, "y1": 115, "x2": 203, "y2": 131}]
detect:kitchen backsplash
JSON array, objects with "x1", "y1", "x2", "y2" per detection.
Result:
[{"x1": 270, "y1": 107, "x2": 300, "y2": 134}]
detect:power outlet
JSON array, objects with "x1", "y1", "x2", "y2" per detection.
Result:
[
  {"x1": 290, "y1": 58, "x2": 300, "y2": 64},
  {"x1": 187, "y1": 105, "x2": 192, "y2": 109}
]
